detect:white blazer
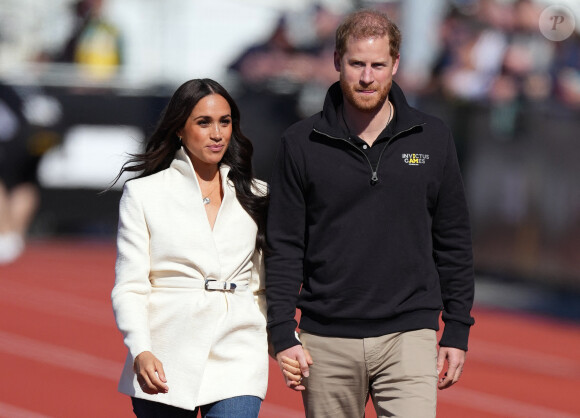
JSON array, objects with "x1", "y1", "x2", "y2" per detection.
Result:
[{"x1": 112, "y1": 148, "x2": 268, "y2": 410}]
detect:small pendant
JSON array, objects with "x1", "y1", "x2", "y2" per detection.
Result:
[{"x1": 202, "y1": 197, "x2": 210, "y2": 205}]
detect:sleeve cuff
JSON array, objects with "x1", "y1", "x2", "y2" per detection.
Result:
[
  {"x1": 268, "y1": 320, "x2": 301, "y2": 354},
  {"x1": 439, "y1": 320, "x2": 472, "y2": 351}
]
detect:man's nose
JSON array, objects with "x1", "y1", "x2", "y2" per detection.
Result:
[{"x1": 360, "y1": 66, "x2": 374, "y2": 84}]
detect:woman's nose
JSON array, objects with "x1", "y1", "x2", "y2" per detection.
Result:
[{"x1": 210, "y1": 123, "x2": 222, "y2": 140}]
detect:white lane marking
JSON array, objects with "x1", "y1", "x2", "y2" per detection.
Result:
[
  {"x1": 0, "y1": 281, "x2": 113, "y2": 327},
  {"x1": 439, "y1": 387, "x2": 580, "y2": 418},
  {"x1": 469, "y1": 341, "x2": 580, "y2": 379},
  {"x1": 0, "y1": 330, "x2": 121, "y2": 380},
  {"x1": 0, "y1": 401, "x2": 51, "y2": 418}
]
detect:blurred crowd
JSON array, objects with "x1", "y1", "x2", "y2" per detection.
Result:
[
  {"x1": 1, "y1": 0, "x2": 579, "y2": 284},
  {"x1": 226, "y1": 0, "x2": 580, "y2": 113},
  {"x1": 427, "y1": 0, "x2": 580, "y2": 116}
]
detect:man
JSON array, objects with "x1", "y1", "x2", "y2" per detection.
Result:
[{"x1": 265, "y1": 9, "x2": 475, "y2": 418}]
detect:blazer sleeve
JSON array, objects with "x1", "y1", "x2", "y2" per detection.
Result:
[
  {"x1": 250, "y1": 178, "x2": 268, "y2": 319},
  {"x1": 250, "y1": 249, "x2": 267, "y2": 320},
  {"x1": 111, "y1": 181, "x2": 153, "y2": 363}
]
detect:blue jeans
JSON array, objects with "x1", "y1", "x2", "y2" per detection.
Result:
[{"x1": 131, "y1": 396, "x2": 261, "y2": 418}]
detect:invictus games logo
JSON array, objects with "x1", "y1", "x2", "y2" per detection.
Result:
[
  {"x1": 402, "y1": 153, "x2": 429, "y2": 166},
  {"x1": 539, "y1": 5, "x2": 576, "y2": 42}
]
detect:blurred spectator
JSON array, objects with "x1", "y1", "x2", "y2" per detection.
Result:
[
  {"x1": 52, "y1": 0, "x2": 123, "y2": 79},
  {"x1": 227, "y1": 14, "x2": 304, "y2": 181},
  {"x1": 229, "y1": 5, "x2": 340, "y2": 89},
  {"x1": 0, "y1": 82, "x2": 62, "y2": 264},
  {"x1": 293, "y1": 4, "x2": 343, "y2": 117},
  {"x1": 227, "y1": 5, "x2": 345, "y2": 180},
  {"x1": 552, "y1": 32, "x2": 580, "y2": 108},
  {"x1": 295, "y1": 4, "x2": 342, "y2": 84},
  {"x1": 494, "y1": 0, "x2": 554, "y2": 111},
  {"x1": 229, "y1": 15, "x2": 298, "y2": 85},
  {"x1": 397, "y1": 0, "x2": 447, "y2": 99}
]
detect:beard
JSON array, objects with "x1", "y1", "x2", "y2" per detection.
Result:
[{"x1": 340, "y1": 78, "x2": 391, "y2": 113}]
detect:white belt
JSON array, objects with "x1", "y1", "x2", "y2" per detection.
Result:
[{"x1": 150, "y1": 277, "x2": 248, "y2": 292}]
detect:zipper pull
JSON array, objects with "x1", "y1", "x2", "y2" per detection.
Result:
[{"x1": 371, "y1": 172, "x2": 378, "y2": 185}]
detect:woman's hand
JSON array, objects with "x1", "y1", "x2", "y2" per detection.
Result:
[{"x1": 134, "y1": 351, "x2": 169, "y2": 394}]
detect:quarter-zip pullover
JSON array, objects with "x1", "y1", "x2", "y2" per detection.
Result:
[{"x1": 265, "y1": 81, "x2": 475, "y2": 354}]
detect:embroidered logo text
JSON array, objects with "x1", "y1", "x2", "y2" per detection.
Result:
[{"x1": 402, "y1": 153, "x2": 429, "y2": 166}]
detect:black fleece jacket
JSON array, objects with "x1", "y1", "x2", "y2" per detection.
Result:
[{"x1": 265, "y1": 81, "x2": 475, "y2": 354}]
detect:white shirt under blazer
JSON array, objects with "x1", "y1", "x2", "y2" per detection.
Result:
[{"x1": 112, "y1": 148, "x2": 268, "y2": 410}]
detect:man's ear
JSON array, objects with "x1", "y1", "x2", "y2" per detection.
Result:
[
  {"x1": 334, "y1": 50, "x2": 341, "y2": 72},
  {"x1": 392, "y1": 54, "x2": 400, "y2": 76}
]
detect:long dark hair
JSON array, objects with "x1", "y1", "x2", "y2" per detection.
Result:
[{"x1": 113, "y1": 78, "x2": 268, "y2": 252}]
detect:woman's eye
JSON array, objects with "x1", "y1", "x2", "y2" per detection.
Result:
[
  {"x1": 198, "y1": 120, "x2": 210, "y2": 126},
  {"x1": 220, "y1": 119, "x2": 231, "y2": 126}
]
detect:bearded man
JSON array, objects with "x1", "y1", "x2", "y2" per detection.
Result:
[{"x1": 265, "y1": 9, "x2": 475, "y2": 417}]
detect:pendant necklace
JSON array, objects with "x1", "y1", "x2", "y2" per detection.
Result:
[
  {"x1": 201, "y1": 175, "x2": 220, "y2": 205},
  {"x1": 341, "y1": 100, "x2": 393, "y2": 140}
]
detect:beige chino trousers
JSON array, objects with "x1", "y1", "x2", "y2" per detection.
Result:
[{"x1": 300, "y1": 329, "x2": 438, "y2": 418}]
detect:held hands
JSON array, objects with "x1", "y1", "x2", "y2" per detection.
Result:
[
  {"x1": 437, "y1": 347, "x2": 466, "y2": 390},
  {"x1": 276, "y1": 345, "x2": 313, "y2": 391},
  {"x1": 134, "y1": 351, "x2": 169, "y2": 394}
]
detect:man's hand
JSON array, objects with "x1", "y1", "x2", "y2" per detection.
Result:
[
  {"x1": 276, "y1": 345, "x2": 313, "y2": 391},
  {"x1": 134, "y1": 351, "x2": 169, "y2": 394},
  {"x1": 437, "y1": 346, "x2": 466, "y2": 390}
]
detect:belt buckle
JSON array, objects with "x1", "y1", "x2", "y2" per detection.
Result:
[{"x1": 205, "y1": 279, "x2": 237, "y2": 291}]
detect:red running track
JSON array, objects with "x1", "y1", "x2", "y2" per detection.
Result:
[{"x1": 1, "y1": 240, "x2": 579, "y2": 417}]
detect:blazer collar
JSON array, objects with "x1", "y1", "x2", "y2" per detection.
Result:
[
  {"x1": 173, "y1": 147, "x2": 230, "y2": 176},
  {"x1": 171, "y1": 147, "x2": 232, "y2": 196}
]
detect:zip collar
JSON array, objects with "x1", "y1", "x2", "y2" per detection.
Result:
[
  {"x1": 311, "y1": 81, "x2": 425, "y2": 185},
  {"x1": 312, "y1": 81, "x2": 425, "y2": 141},
  {"x1": 312, "y1": 122, "x2": 422, "y2": 185}
]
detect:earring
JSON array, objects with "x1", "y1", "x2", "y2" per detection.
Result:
[{"x1": 177, "y1": 136, "x2": 182, "y2": 147}]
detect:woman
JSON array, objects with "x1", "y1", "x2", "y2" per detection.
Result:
[{"x1": 111, "y1": 78, "x2": 269, "y2": 417}]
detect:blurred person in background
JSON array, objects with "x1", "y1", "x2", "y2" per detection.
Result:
[
  {"x1": 293, "y1": 4, "x2": 343, "y2": 118},
  {"x1": 266, "y1": 9, "x2": 475, "y2": 418},
  {"x1": 229, "y1": 15, "x2": 298, "y2": 85},
  {"x1": 0, "y1": 82, "x2": 61, "y2": 265},
  {"x1": 227, "y1": 5, "x2": 343, "y2": 181},
  {"x1": 227, "y1": 14, "x2": 303, "y2": 182},
  {"x1": 111, "y1": 79, "x2": 269, "y2": 417},
  {"x1": 552, "y1": 31, "x2": 580, "y2": 108},
  {"x1": 52, "y1": 0, "x2": 122, "y2": 79}
]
